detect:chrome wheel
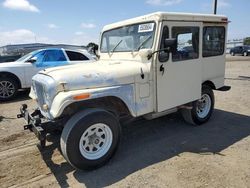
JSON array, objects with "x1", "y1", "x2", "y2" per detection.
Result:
[
  {"x1": 196, "y1": 94, "x2": 211, "y2": 119},
  {"x1": 0, "y1": 80, "x2": 15, "y2": 98},
  {"x1": 244, "y1": 52, "x2": 248, "y2": 56},
  {"x1": 79, "y1": 123, "x2": 113, "y2": 160}
]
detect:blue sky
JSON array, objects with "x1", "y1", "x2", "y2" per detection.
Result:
[{"x1": 0, "y1": 0, "x2": 249, "y2": 46}]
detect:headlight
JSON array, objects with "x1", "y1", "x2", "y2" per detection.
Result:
[{"x1": 42, "y1": 104, "x2": 49, "y2": 111}]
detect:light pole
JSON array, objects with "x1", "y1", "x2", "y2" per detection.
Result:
[{"x1": 214, "y1": 0, "x2": 217, "y2": 14}]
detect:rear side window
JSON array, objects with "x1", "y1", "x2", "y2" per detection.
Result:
[
  {"x1": 44, "y1": 50, "x2": 66, "y2": 62},
  {"x1": 203, "y1": 26, "x2": 225, "y2": 57},
  {"x1": 66, "y1": 51, "x2": 89, "y2": 61}
]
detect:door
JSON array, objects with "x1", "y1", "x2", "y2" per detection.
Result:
[
  {"x1": 40, "y1": 49, "x2": 68, "y2": 67},
  {"x1": 24, "y1": 50, "x2": 46, "y2": 87},
  {"x1": 156, "y1": 21, "x2": 202, "y2": 112}
]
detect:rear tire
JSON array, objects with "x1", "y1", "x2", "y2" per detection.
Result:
[
  {"x1": 230, "y1": 52, "x2": 235, "y2": 56},
  {"x1": 181, "y1": 85, "x2": 214, "y2": 126},
  {"x1": 243, "y1": 52, "x2": 248, "y2": 56},
  {"x1": 0, "y1": 77, "x2": 19, "y2": 101},
  {"x1": 60, "y1": 109, "x2": 121, "y2": 170}
]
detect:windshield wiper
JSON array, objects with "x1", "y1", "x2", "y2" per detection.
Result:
[
  {"x1": 137, "y1": 34, "x2": 153, "y2": 50},
  {"x1": 110, "y1": 39, "x2": 123, "y2": 53}
]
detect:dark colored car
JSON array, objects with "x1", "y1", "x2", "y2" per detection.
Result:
[{"x1": 230, "y1": 45, "x2": 250, "y2": 56}]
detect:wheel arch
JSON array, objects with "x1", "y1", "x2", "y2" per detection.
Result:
[
  {"x1": 61, "y1": 96, "x2": 133, "y2": 119},
  {"x1": 202, "y1": 80, "x2": 216, "y2": 90},
  {"x1": 0, "y1": 71, "x2": 22, "y2": 89}
]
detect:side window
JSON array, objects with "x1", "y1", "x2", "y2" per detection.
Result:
[
  {"x1": 203, "y1": 26, "x2": 225, "y2": 57},
  {"x1": 44, "y1": 50, "x2": 66, "y2": 62},
  {"x1": 172, "y1": 27, "x2": 199, "y2": 62},
  {"x1": 30, "y1": 51, "x2": 45, "y2": 63},
  {"x1": 66, "y1": 51, "x2": 89, "y2": 61},
  {"x1": 158, "y1": 26, "x2": 169, "y2": 62}
]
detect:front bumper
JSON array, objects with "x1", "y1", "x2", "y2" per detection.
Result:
[{"x1": 17, "y1": 104, "x2": 65, "y2": 147}]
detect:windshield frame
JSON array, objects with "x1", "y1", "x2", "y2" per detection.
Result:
[{"x1": 100, "y1": 21, "x2": 157, "y2": 53}]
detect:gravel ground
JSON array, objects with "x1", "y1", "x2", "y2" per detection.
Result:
[{"x1": 0, "y1": 56, "x2": 249, "y2": 188}]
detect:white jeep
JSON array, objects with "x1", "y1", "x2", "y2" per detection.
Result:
[{"x1": 18, "y1": 12, "x2": 230, "y2": 170}]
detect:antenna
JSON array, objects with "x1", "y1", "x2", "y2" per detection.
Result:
[{"x1": 214, "y1": 0, "x2": 217, "y2": 14}]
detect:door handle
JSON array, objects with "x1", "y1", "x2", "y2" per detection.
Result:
[{"x1": 160, "y1": 64, "x2": 165, "y2": 75}]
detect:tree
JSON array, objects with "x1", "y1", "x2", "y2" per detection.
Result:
[{"x1": 244, "y1": 37, "x2": 250, "y2": 45}]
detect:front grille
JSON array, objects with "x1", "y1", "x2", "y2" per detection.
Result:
[{"x1": 34, "y1": 81, "x2": 46, "y2": 106}]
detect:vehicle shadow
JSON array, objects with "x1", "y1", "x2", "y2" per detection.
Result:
[
  {"x1": 40, "y1": 109, "x2": 250, "y2": 188},
  {"x1": 0, "y1": 89, "x2": 30, "y2": 104}
]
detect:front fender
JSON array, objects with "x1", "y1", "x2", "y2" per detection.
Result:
[{"x1": 46, "y1": 84, "x2": 136, "y2": 119}]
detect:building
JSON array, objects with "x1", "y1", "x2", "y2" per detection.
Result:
[{"x1": 0, "y1": 43, "x2": 86, "y2": 56}]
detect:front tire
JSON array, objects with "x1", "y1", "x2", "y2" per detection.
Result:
[
  {"x1": 0, "y1": 77, "x2": 19, "y2": 101},
  {"x1": 243, "y1": 52, "x2": 248, "y2": 56},
  {"x1": 60, "y1": 109, "x2": 121, "y2": 170},
  {"x1": 230, "y1": 52, "x2": 235, "y2": 56},
  {"x1": 181, "y1": 85, "x2": 214, "y2": 125}
]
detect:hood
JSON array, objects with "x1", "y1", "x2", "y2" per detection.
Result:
[{"x1": 39, "y1": 60, "x2": 149, "y2": 91}]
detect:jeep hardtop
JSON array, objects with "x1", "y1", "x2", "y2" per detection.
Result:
[{"x1": 18, "y1": 12, "x2": 230, "y2": 170}]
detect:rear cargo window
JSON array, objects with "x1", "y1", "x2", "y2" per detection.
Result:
[{"x1": 203, "y1": 26, "x2": 225, "y2": 57}]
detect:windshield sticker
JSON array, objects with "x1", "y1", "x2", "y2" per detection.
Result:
[{"x1": 138, "y1": 23, "x2": 154, "y2": 33}]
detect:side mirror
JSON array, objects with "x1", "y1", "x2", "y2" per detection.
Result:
[
  {"x1": 146, "y1": 39, "x2": 177, "y2": 61},
  {"x1": 26, "y1": 57, "x2": 37, "y2": 63},
  {"x1": 139, "y1": 49, "x2": 152, "y2": 60},
  {"x1": 164, "y1": 38, "x2": 177, "y2": 53}
]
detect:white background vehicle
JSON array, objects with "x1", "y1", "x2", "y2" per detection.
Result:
[
  {"x1": 0, "y1": 48, "x2": 94, "y2": 101},
  {"x1": 19, "y1": 12, "x2": 230, "y2": 170}
]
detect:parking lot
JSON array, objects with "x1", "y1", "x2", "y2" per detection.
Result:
[{"x1": 0, "y1": 55, "x2": 250, "y2": 188}]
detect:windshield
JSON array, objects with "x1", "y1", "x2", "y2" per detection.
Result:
[
  {"x1": 100, "y1": 22, "x2": 155, "y2": 53},
  {"x1": 15, "y1": 50, "x2": 41, "y2": 62}
]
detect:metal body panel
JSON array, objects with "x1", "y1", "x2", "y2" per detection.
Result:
[
  {"x1": 47, "y1": 85, "x2": 137, "y2": 119},
  {"x1": 201, "y1": 23, "x2": 228, "y2": 89},
  {"x1": 156, "y1": 21, "x2": 202, "y2": 112}
]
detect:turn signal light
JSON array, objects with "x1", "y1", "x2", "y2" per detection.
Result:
[{"x1": 73, "y1": 93, "x2": 91, "y2": 100}]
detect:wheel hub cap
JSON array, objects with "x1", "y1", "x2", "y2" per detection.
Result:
[
  {"x1": 79, "y1": 123, "x2": 113, "y2": 160},
  {"x1": 0, "y1": 81, "x2": 15, "y2": 98},
  {"x1": 196, "y1": 94, "x2": 211, "y2": 119}
]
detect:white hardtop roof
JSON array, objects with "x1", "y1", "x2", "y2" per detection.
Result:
[{"x1": 103, "y1": 12, "x2": 228, "y2": 31}]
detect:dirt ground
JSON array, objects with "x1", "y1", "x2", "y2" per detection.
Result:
[{"x1": 0, "y1": 55, "x2": 250, "y2": 188}]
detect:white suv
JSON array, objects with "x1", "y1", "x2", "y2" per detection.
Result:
[{"x1": 0, "y1": 48, "x2": 94, "y2": 101}]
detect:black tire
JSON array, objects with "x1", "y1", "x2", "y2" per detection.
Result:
[
  {"x1": 60, "y1": 108, "x2": 121, "y2": 170},
  {"x1": 0, "y1": 77, "x2": 19, "y2": 101},
  {"x1": 230, "y1": 52, "x2": 235, "y2": 56},
  {"x1": 181, "y1": 85, "x2": 214, "y2": 126},
  {"x1": 243, "y1": 52, "x2": 248, "y2": 56}
]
